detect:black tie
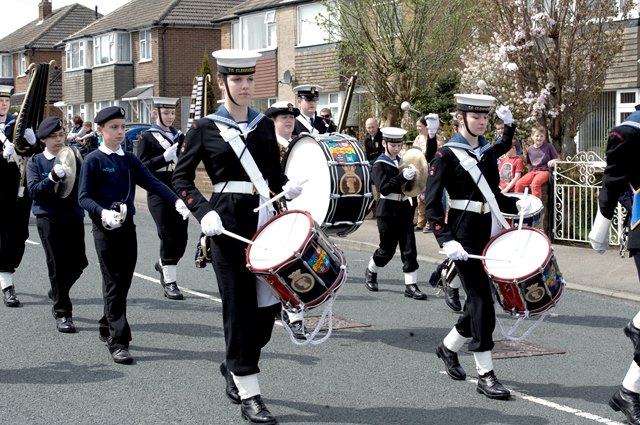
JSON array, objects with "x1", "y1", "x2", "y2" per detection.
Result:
[{"x1": 310, "y1": 117, "x2": 314, "y2": 125}]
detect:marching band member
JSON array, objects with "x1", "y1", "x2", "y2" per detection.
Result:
[
  {"x1": 78, "y1": 106, "x2": 189, "y2": 364},
  {"x1": 364, "y1": 127, "x2": 428, "y2": 300},
  {"x1": 264, "y1": 101, "x2": 308, "y2": 340},
  {"x1": 292, "y1": 84, "x2": 331, "y2": 136},
  {"x1": 0, "y1": 85, "x2": 39, "y2": 307},
  {"x1": 27, "y1": 117, "x2": 87, "y2": 332},
  {"x1": 172, "y1": 49, "x2": 303, "y2": 425},
  {"x1": 137, "y1": 97, "x2": 188, "y2": 300},
  {"x1": 590, "y1": 108, "x2": 640, "y2": 424},
  {"x1": 424, "y1": 94, "x2": 529, "y2": 400}
]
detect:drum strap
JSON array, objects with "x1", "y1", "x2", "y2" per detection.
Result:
[
  {"x1": 152, "y1": 132, "x2": 175, "y2": 172},
  {"x1": 296, "y1": 115, "x2": 319, "y2": 135},
  {"x1": 449, "y1": 147, "x2": 510, "y2": 230}
]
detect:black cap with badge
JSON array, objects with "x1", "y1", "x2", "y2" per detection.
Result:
[
  {"x1": 95, "y1": 106, "x2": 126, "y2": 126},
  {"x1": 37, "y1": 116, "x2": 64, "y2": 139},
  {"x1": 293, "y1": 84, "x2": 322, "y2": 101}
]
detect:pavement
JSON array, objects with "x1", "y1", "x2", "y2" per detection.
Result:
[{"x1": 136, "y1": 188, "x2": 640, "y2": 304}]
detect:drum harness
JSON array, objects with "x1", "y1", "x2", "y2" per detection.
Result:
[
  {"x1": 213, "y1": 119, "x2": 339, "y2": 346},
  {"x1": 449, "y1": 146, "x2": 550, "y2": 341}
]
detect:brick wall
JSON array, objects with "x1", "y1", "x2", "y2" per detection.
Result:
[
  {"x1": 294, "y1": 46, "x2": 341, "y2": 92},
  {"x1": 276, "y1": 7, "x2": 296, "y2": 101}
]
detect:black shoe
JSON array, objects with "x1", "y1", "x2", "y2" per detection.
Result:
[
  {"x1": 365, "y1": 269, "x2": 378, "y2": 292},
  {"x1": 2, "y1": 286, "x2": 20, "y2": 307},
  {"x1": 281, "y1": 311, "x2": 309, "y2": 340},
  {"x1": 99, "y1": 333, "x2": 111, "y2": 345},
  {"x1": 476, "y1": 370, "x2": 511, "y2": 400},
  {"x1": 55, "y1": 317, "x2": 76, "y2": 333},
  {"x1": 163, "y1": 282, "x2": 184, "y2": 300},
  {"x1": 414, "y1": 226, "x2": 423, "y2": 232},
  {"x1": 435, "y1": 342, "x2": 466, "y2": 381},
  {"x1": 625, "y1": 322, "x2": 640, "y2": 350},
  {"x1": 404, "y1": 284, "x2": 427, "y2": 300},
  {"x1": 240, "y1": 395, "x2": 277, "y2": 425},
  {"x1": 610, "y1": 386, "x2": 640, "y2": 425},
  {"x1": 220, "y1": 362, "x2": 241, "y2": 404},
  {"x1": 445, "y1": 287, "x2": 462, "y2": 312},
  {"x1": 111, "y1": 348, "x2": 134, "y2": 364}
]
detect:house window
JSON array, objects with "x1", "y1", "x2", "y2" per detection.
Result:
[
  {"x1": 297, "y1": 2, "x2": 333, "y2": 47},
  {"x1": 0, "y1": 55, "x2": 12, "y2": 78},
  {"x1": 617, "y1": 89, "x2": 639, "y2": 125},
  {"x1": 238, "y1": 10, "x2": 277, "y2": 50},
  {"x1": 19, "y1": 53, "x2": 27, "y2": 75},
  {"x1": 139, "y1": 30, "x2": 152, "y2": 61},
  {"x1": 318, "y1": 92, "x2": 340, "y2": 123},
  {"x1": 94, "y1": 32, "x2": 131, "y2": 66},
  {"x1": 231, "y1": 21, "x2": 240, "y2": 49},
  {"x1": 65, "y1": 40, "x2": 86, "y2": 70}
]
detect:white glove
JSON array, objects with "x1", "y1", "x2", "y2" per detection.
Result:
[
  {"x1": 402, "y1": 166, "x2": 416, "y2": 181},
  {"x1": 201, "y1": 210, "x2": 224, "y2": 236},
  {"x1": 24, "y1": 128, "x2": 36, "y2": 145},
  {"x1": 101, "y1": 209, "x2": 122, "y2": 229},
  {"x1": 2, "y1": 142, "x2": 15, "y2": 159},
  {"x1": 282, "y1": 180, "x2": 304, "y2": 200},
  {"x1": 443, "y1": 240, "x2": 469, "y2": 261},
  {"x1": 53, "y1": 163, "x2": 65, "y2": 178},
  {"x1": 516, "y1": 198, "x2": 533, "y2": 216},
  {"x1": 175, "y1": 199, "x2": 190, "y2": 220},
  {"x1": 426, "y1": 113, "x2": 440, "y2": 136},
  {"x1": 163, "y1": 143, "x2": 178, "y2": 162},
  {"x1": 496, "y1": 105, "x2": 514, "y2": 126},
  {"x1": 589, "y1": 209, "x2": 611, "y2": 254}
]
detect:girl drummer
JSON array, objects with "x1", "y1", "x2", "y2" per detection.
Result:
[{"x1": 172, "y1": 49, "x2": 303, "y2": 425}]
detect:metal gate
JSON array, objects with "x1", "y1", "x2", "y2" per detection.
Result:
[{"x1": 551, "y1": 151, "x2": 625, "y2": 245}]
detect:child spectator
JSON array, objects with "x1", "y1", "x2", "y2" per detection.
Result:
[
  {"x1": 498, "y1": 139, "x2": 524, "y2": 193},
  {"x1": 515, "y1": 126, "x2": 558, "y2": 200}
]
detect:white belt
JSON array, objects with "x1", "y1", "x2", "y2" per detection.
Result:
[
  {"x1": 212, "y1": 181, "x2": 257, "y2": 194},
  {"x1": 449, "y1": 199, "x2": 491, "y2": 214},
  {"x1": 380, "y1": 193, "x2": 407, "y2": 202}
]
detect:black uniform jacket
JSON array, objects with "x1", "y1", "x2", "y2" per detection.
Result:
[
  {"x1": 424, "y1": 127, "x2": 518, "y2": 254},
  {"x1": 293, "y1": 114, "x2": 331, "y2": 136},
  {"x1": 363, "y1": 131, "x2": 384, "y2": 163},
  {"x1": 599, "y1": 115, "x2": 640, "y2": 251},
  {"x1": 172, "y1": 106, "x2": 288, "y2": 237},
  {"x1": 372, "y1": 154, "x2": 415, "y2": 218},
  {"x1": 137, "y1": 125, "x2": 184, "y2": 188}
]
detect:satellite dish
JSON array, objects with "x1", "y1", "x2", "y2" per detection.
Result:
[{"x1": 283, "y1": 70, "x2": 292, "y2": 85}]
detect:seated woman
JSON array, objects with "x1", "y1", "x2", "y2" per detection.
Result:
[{"x1": 514, "y1": 125, "x2": 558, "y2": 200}]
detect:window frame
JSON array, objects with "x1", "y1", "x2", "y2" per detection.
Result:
[
  {"x1": 93, "y1": 32, "x2": 132, "y2": 67},
  {"x1": 65, "y1": 40, "x2": 87, "y2": 71},
  {"x1": 139, "y1": 29, "x2": 152, "y2": 62},
  {"x1": 617, "y1": 89, "x2": 639, "y2": 125},
  {"x1": 237, "y1": 10, "x2": 277, "y2": 51},
  {"x1": 0, "y1": 54, "x2": 12, "y2": 78},
  {"x1": 19, "y1": 53, "x2": 27, "y2": 75},
  {"x1": 297, "y1": 2, "x2": 334, "y2": 47}
]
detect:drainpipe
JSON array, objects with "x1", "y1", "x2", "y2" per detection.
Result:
[{"x1": 160, "y1": 24, "x2": 168, "y2": 96}]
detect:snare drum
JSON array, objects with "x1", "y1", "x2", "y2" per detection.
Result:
[
  {"x1": 283, "y1": 133, "x2": 372, "y2": 236},
  {"x1": 483, "y1": 226, "x2": 564, "y2": 316},
  {"x1": 502, "y1": 193, "x2": 544, "y2": 228},
  {"x1": 246, "y1": 210, "x2": 347, "y2": 312}
]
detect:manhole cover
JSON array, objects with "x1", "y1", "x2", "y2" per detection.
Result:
[
  {"x1": 299, "y1": 315, "x2": 371, "y2": 330},
  {"x1": 461, "y1": 340, "x2": 565, "y2": 359}
]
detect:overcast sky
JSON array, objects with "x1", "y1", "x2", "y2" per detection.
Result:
[{"x1": 2, "y1": 0, "x2": 132, "y2": 40}]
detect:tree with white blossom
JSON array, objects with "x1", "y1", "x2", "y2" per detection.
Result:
[{"x1": 460, "y1": 0, "x2": 631, "y2": 157}]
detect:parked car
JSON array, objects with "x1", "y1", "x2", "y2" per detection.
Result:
[{"x1": 123, "y1": 123, "x2": 151, "y2": 152}]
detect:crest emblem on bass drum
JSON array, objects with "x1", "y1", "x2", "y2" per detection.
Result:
[
  {"x1": 340, "y1": 165, "x2": 362, "y2": 194},
  {"x1": 289, "y1": 270, "x2": 315, "y2": 293}
]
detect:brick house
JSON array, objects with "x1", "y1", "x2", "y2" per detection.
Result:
[
  {"x1": 212, "y1": 0, "x2": 362, "y2": 131},
  {"x1": 0, "y1": 0, "x2": 101, "y2": 115},
  {"x1": 59, "y1": 0, "x2": 242, "y2": 131}
]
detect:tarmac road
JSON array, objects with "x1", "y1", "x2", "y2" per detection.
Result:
[{"x1": 0, "y1": 207, "x2": 634, "y2": 425}]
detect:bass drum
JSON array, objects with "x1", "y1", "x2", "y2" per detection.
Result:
[{"x1": 283, "y1": 133, "x2": 372, "y2": 236}]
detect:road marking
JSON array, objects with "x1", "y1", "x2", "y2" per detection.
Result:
[
  {"x1": 134, "y1": 272, "x2": 222, "y2": 303},
  {"x1": 440, "y1": 372, "x2": 624, "y2": 424}
]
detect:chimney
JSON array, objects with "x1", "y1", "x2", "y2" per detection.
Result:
[{"x1": 39, "y1": 0, "x2": 52, "y2": 21}]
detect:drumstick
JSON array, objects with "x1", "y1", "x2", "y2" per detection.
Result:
[
  {"x1": 438, "y1": 251, "x2": 511, "y2": 262},
  {"x1": 517, "y1": 188, "x2": 529, "y2": 232},
  {"x1": 252, "y1": 178, "x2": 309, "y2": 212},
  {"x1": 221, "y1": 229, "x2": 269, "y2": 250}
]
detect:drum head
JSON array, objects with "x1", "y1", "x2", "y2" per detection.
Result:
[
  {"x1": 284, "y1": 136, "x2": 332, "y2": 225},
  {"x1": 483, "y1": 227, "x2": 551, "y2": 280},
  {"x1": 248, "y1": 211, "x2": 313, "y2": 270},
  {"x1": 504, "y1": 192, "x2": 543, "y2": 215}
]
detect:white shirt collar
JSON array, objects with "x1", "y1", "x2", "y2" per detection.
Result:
[
  {"x1": 99, "y1": 144, "x2": 125, "y2": 156},
  {"x1": 43, "y1": 149, "x2": 56, "y2": 160}
]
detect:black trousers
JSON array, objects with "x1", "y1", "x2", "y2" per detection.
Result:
[
  {"x1": 92, "y1": 221, "x2": 137, "y2": 351},
  {"x1": 147, "y1": 192, "x2": 188, "y2": 266},
  {"x1": 453, "y1": 258, "x2": 495, "y2": 352},
  {"x1": 37, "y1": 216, "x2": 88, "y2": 317},
  {"x1": 0, "y1": 191, "x2": 31, "y2": 274},
  {"x1": 372, "y1": 216, "x2": 418, "y2": 273},
  {"x1": 210, "y1": 234, "x2": 279, "y2": 377}
]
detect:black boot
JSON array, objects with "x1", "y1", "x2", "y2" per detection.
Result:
[
  {"x1": 156, "y1": 261, "x2": 184, "y2": 300},
  {"x1": 445, "y1": 286, "x2": 462, "y2": 312},
  {"x1": 435, "y1": 342, "x2": 466, "y2": 380},
  {"x1": 281, "y1": 311, "x2": 308, "y2": 341},
  {"x1": 365, "y1": 269, "x2": 378, "y2": 292},
  {"x1": 404, "y1": 284, "x2": 427, "y2": 300},
  {"x1": 609, "y1": 386, "x2": 640, "y2": 425},
  {"x1": 2, "y1": 286, "x2": 20, "y2": 307},
  {"x1": 476, "y1": 370, "x2": 511, "y2": 400},
  {"x1": 219, "y1": 362, "x2": 240, "y2": 404},
  {"x1": 241, "y1": 395, "x2": 277, "y2": 424}
]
